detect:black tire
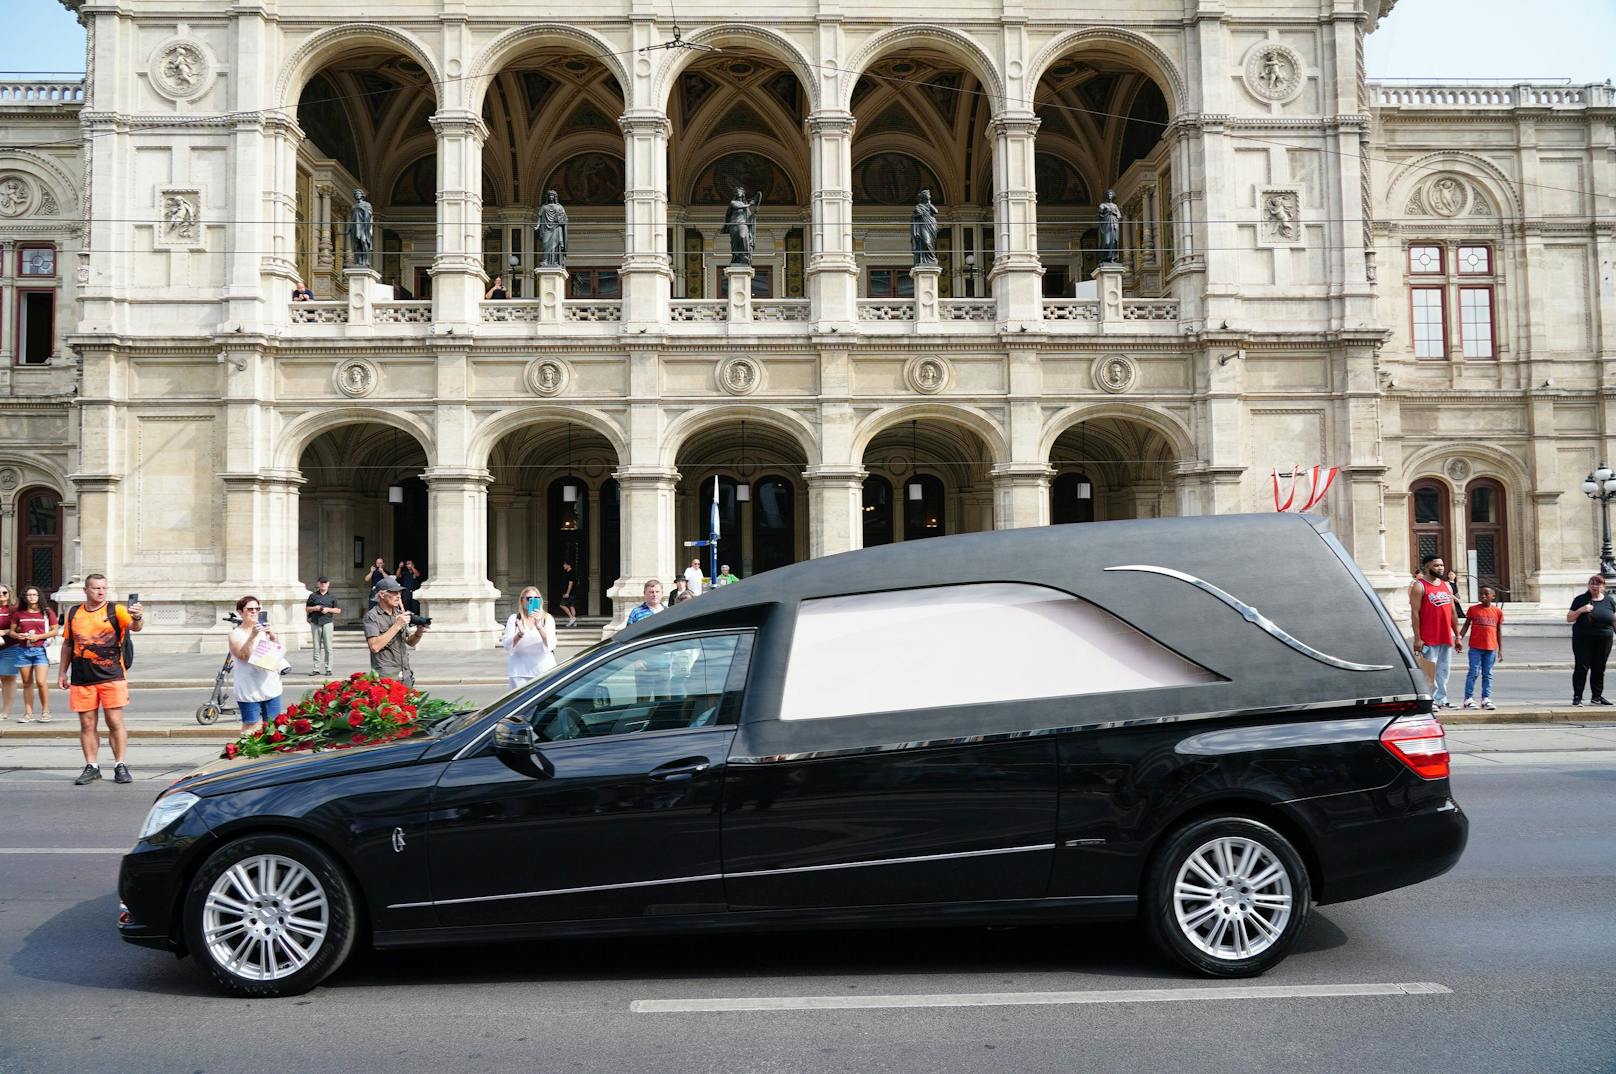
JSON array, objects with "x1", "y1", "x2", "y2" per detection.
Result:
[
  {"x1": 195, "y1": 703, "x2": 221, "y2": 725},
  {"x1": 182, "y1": 834, "x2": 359, "y2": 997},
  {"x1": 1142, "y1": 816, "x2": 1312, "y2": 978}
]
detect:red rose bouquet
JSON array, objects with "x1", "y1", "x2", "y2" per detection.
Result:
[{"x1": 222, "y1": 673, "x2": 464, "y2": 760}]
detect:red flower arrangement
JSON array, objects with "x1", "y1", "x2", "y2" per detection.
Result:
[{"x1": 221, "y1": 673, "x2": 463, "y2": 760}]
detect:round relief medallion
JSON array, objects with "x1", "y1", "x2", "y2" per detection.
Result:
[
  {"x1": 525, "y1": 358, "x2": 570, "y2": 397},
  {"x1": 1445, "y1": 458, "x2": 1472, "y2": 482},
  {"x1": 717, "y1": 356, "x2": 763, "y2": 396},
  {"x1": 0, "y1": 467, "x2": 18, "y2": 491},
  {"x1": 149, "y1": 39, "x2": 215, "y2": 100},
  {"x1": 333, "y1": 358, "x2": 379, "y2": 398},
  {"x1": 1093, "y1": 354, "x2": 1139, "y2": 395},
  {"x1": 904, "y1": 355, "x2": 951, "y2": 395},
  {"x1": 1242, "y1": 42, "x2": 1305, "y2": 104},
  {"x1": 1426, "y1": 176, "x2": 1468, "y2": 218},
  {"x1": 0, "y1": 175, "x2": 33, "y2": 218}
]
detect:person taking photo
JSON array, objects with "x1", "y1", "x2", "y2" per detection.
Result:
[{"x1": 363, "y1": 576, "x2": 426, "y2": 687}]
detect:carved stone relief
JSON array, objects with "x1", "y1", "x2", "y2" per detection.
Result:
[
  {"x1": 1427, "y1": 175, "x2": 1467, "y2": 217},
  {"x1": 1093, "y1": 354, "x2": 1138, "y2": 395},
  {"x1": 155, "y1": 188, "x2": 203, "y2": 249},
  {"x1": 717, "y1": 356, "x2": 762, "y2": 396},
  {"x1": 1445, "y1": 458, "x2": 1472, "y2": 483},
  {"x1": 333, "y1": 358, "x2": 379, "y2": 398},
  {"x1": 1242, "y1": 42, "x2": 1305, "y2": 104},
  {"x1": 0, "y1": 468, "x2": 18, "y2": 491},
  {"x1": 149, "y1": 37, "x2": 216, "y2": 101},
  {"x1": 0, "y1": 175, "x2": 32, "y2": 218},
  {"x1": 525, "y1": 358, "x2": 570, "y2": 397},
  {"x1": 1259, "y1": 189, "x2": 1303, "y2": 246},
  {"x1": 904, "y1": 354, "x2": 951, "y2": 395}
]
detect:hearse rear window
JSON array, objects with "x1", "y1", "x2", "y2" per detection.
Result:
[{"x1": 779, "y1": 582, "x2": 1219, "y2": 720}]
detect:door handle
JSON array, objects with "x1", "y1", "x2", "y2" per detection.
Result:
[{"x1": 650, "y1": 757, "x2": 712, "y2": 782}]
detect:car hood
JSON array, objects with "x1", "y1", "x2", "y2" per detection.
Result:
[{"x1": 173, "y1": 737, "x2": 435, "y2": 797}]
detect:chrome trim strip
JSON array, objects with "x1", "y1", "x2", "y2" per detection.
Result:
[
  {"x1": 728, "y1": 694, "x2": 1422, "y2": 765},
  {"x1": 1104, "y1": 564, "x2": 1395, "y2": 672},
  {"x1": 723, "y1": 844, "x2": 1056, "y2": 880},
  {"x1": 387, "y1": 872, "x2": 725, "y2": 910}
]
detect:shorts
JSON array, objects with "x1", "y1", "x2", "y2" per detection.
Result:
[
  {"x1": 0, "y1": 647, "x2": 23, "y2": 675},
  {"x1": 15, "y1": 646, "x2": 49, "y2": 667},
  {"x1": 237, "y1": 696, "x2": 284, "y2": 725},
  {"x1": 69, "y1": 679, "x2": 130, "y2": 713}
]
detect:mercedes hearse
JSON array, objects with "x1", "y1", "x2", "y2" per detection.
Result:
[{"x1": 120, "y1": 513, "x2": 1466, "y2": 996}]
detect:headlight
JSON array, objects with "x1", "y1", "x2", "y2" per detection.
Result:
[{"x1": 138, "y1": 792, "x2": 200, "y2": 840}]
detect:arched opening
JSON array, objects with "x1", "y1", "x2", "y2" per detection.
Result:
[
  {"x1": 297, "y1": 423, "x2": 430, "y2": 622},
  {"x1": 675, "y1": 418, "x2": 810, "y2": 579},
  {"x1": 479, "y1": 49, "x2": 626, "y2": 298},
  {"x1": 294, "y1": 48, "x2": 439, "y2": 300},
  {"x1": 1048, "y1": 417, "x2": 1179, "y2": 520},
  {"x1": 485, "y1": 421, "x2": 620, "y2": 620},
  {"x1": 670, "y1": 53, "x2": 811, "y2": 300},
  {"x1": 862, "y1": 474, "x2": 894, "y2": 547},
  {"x1": 860, "y1": 416, "x2": 995, "y2": 539},
  {"x1": 1409, "y1": 478, "x2": 1452, "y2": 573},
  {"x1": 1032, "y1": 50, "x2": 1175, "y2": 298},
  {"x1": 1466, "y1": 478, "x2": 1510, "y2": 599},
  {"x1": 15, "y1": 486, "x2": 64, "y2": 598},
  {"x1": 848, "y1": 53, "x2": 993, "y2": 297}
]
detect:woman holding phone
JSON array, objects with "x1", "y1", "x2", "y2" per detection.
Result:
[
  {"x1": 228, "y1": 595, "x2": 284, "y2": 731},
  {"x1": 500, "y1": 585, "x2": 556, "y2": 688}
]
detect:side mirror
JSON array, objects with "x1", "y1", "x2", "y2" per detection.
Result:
[{"x1": 492, "y1": 715, "x2": 553, "y2": 779}]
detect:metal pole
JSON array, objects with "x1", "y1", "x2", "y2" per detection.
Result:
[{"x1": 1601, "y1": 493, "x2": 1615, "y2": 579}]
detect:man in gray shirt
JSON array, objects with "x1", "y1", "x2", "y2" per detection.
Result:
[{"x1": 362, "y1": 576, "x2": 426, "y2": 687}]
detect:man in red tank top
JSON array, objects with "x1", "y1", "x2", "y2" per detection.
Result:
[{"x1": 1408, "y1": 554, "x2": 1463, "y2": 708}]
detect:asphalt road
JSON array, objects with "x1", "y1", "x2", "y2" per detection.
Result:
[{"x1": 1, "y1": 754, "x2": 1612, "y2": 1074}]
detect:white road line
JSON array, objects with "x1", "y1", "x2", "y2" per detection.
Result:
[
  {"x1": 0, "y1": 847, "x2": 129, "y2": 854},
  {"x1": 631, "y1": 981, "x2": 1452, "y2": 1014}
]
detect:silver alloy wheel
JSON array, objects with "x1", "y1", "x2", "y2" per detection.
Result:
[
  {"x1": 1172, "y1": 835, "x2": 1294, "y2": 961},
  {"x1": 202, "y1": 854, "x2": 330, "y2": 982}
]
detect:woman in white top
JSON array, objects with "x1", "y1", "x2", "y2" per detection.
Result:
[
  {"x1": 501, "y1": 585, "x2": 557, "y2": 688},
  {"x1": 228, "y1": 595, "x2": 284, "y2": 732}
]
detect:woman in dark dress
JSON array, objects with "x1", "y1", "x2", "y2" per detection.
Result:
[{"x1": 1566, "y1": 574, "x2": 1616, "y2": 706}]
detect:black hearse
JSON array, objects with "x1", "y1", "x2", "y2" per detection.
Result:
[{"x1": 120, "y1": 513, "x2": 1466, "y2": 996}]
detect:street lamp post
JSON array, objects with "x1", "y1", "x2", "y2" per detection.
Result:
[{"x1": 1580, "y1": 464, "x2": 1616, "y2": 578}]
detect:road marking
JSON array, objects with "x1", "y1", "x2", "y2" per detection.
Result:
[
  {"x1": 0, "y1": 847, "x2": 129, "y2": 854},
  {"x1": 631, "y1": 981, "x2": 1452, "y2": 1014}
]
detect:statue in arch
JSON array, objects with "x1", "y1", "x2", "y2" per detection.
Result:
[
  {"x1": 911, "y1": 189, "x2": 939, "y2": 266},
  {"x1": 721, "y1": 186, "x2": 761, "y2": 266},
  {"x1": 1097, "y1": 189, "x2": 1122, "y2": 264},
  {"x1": 535, "y1": 190, "x2": 569, "y2": 267},
  {"x1": 346, "y1": 188, "x2": 375, "y2": 267}
]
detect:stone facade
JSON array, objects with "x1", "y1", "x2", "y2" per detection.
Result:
[{"x1": 3, "y1": 1, "x2": 1612, "y2": 650}]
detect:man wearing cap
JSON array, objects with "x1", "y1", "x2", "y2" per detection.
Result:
[
  {"x1": 363, "y1": 576, "x2": 426, "y2": 687},
  {"x1": 304, "y1": 577, "x2": 341, "y2": 678}
]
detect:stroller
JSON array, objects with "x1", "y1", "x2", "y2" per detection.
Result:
[{"x1": 195, "y1": 612, "x2": 243, "y2": 726}]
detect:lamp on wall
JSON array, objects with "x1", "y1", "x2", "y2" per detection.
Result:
[
  {"x1": 388, "y1": 485, "x2": 404, "y2": 504},
  {"x1": 560, "y1": 423, "x2": 580, "y2": 528},
  {"x1": 1075, "y1": 423, "x2": 1092, "y2": 500}
]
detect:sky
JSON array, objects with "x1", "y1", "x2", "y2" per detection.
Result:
[{"x1": 4, "y1": 0, "x2": 1615, "y2": 84}]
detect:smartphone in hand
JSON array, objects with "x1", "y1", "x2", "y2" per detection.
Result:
[{"x1": 128, "y1": 592, "x2": 139, "y2": 604}]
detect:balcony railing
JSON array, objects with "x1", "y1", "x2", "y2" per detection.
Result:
[
  {"x1": 754, "y1": 299, "x2": 811, "y2": 322},
  {"x1": 670, "y1": 300, "x2": 728, "y2": 322},
  {"x1": 940, "y1": 300, "x2": 996, "y2": 322},
  {"x1": 1121, "y1": 299, "x2": 1179, "y2": 321},
  {"x1": 1042, "y1": 301, "x2": 1100, "y2": 321},
  {"x1": 482, "y1": 300, "x2": 541, "y2": 322},
  {"x1": 0, "y1": 81, "x2": 84, "y2": 105},
  {"x1": 857, "y1": 301, "x2": 916, "y2": 322},
  {"x1": 290, "y1": 301, "x2": 348, "y2": 324},
  {"x1": 1374, "y1": 82, "x2": 1609, "y2": 109},
  {"x1": 374, "y1": 302, "x2": 431, "y2": 324},
  {"x1": 565, "y1": 301, "x2": 621, "y2": 322}
]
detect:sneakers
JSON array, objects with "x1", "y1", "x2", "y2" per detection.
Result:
[
  {"x1": 1573, "y1": 698, "x2": 1583, "y2": 707},
  {"x1": 74, "y1": 764, "x2": 102, "y2": 786},
  {"x1": 1481, "y1": 698, "x2": 1495, "y2": 710},
  {"x1": 114, "y1": 762, "x2": 133, "y2": 784},
  {"x1": 1462, "y1": 698, "x2": 1476, "y2": 709},
  {"x1": 1593, "y1": 697, "x2": 1613, "y2": 707}
]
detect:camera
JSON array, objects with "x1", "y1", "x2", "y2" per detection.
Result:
[{"x1": 408, "y1": 614, "x2": 432, "y2": 628}]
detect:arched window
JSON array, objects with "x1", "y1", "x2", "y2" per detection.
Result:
[
  {"x1": 751, "y1": 476, "x2": 795, "y2": 574},
  {"x1": 1466, "y1": 478, "x2": 1509, "y2": 599},
  {"x1": 547, "y1": 478, "x2": 587, "y2": 608},
  {"x1": 17, "y1": 487, "x2": 63, "y2": 596},
  {"x1": 1409, "y1": 479, "x2": 1451, "y2": 572},
  {"x1": 862, "y1": 475, "x2": 893, "y2": 547},
  {"x1": 903, "y1": 474, "x2": 946, "y2": 540},
  {"x1": 1052, "y1": 472, "x2": 1096, "y2": 525}
]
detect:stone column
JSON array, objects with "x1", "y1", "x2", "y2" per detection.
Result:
[
  {"x1": 586, "y1": 485, "x2": 602, "y2": 617},
  {"x1": 991, "y1": 464, "x2": 1054, "y2": 530},
  {"x1": 1094, "y1": 262, "x2": 1125, "y2": 326},
  {"x1": 257, "y1": 113, "x2": 304, "y2": 329},
  {"x1": 415, "y1": 467, "x2": 499, "y2": 649},
  {"x1": 429, "y1": 111, "x2": 489, "y2": 327},
  {"x1": 987, "y1": 113, "x2": 1043, "y2": 326},
  {"x1": 535, "y1": 266, "x2": 568, "y2": 324},
  {"x1": 725, "y1": 265, "x2": 754, "y2": 323},
  {"x1": 607, "y1": 466, "x2": 679, "y2": 630},
  {"x1": 620, "y1": 112, "x2": 673, "y2": 327},
  {"x1": 806, "y1": 466, "x2": 866, "y2": 558},
  {"x1": 912, "y1": 264, "x2": 942, "y2": 323},
  {"x1": 806, "y1": 110, "x2": 858, "y2": 326},
  {"x1": 489, "y1": 489, "x2": 515, "y2": 596}
]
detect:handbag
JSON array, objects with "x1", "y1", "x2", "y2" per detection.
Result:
[{"x1": 44, "y1": 638, "x2": 62, "y2": 665}]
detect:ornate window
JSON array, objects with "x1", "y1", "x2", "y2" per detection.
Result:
[
  {"x1": 1466, "y1": 478, "x2": 1509, "y2": 599},
  {"x1": 1406, "y1": 242, "x2": 1499, "y2": 361},
  {"x1": 866, "y1": 267, "x2": 915, "y2": 299},
  {"x1": 17, "y1": 487, "x2": 63, "y2": 595},
  {"x1": 18, "y1": 244, "x2": 56, "y2": 277},
  {"x1": 567, "y1": 268, "x2": 621, "y2": 300},
  {"x1": 1407, "y1": 245, "x2": 1442, "y2": 275},
  {"x1": 1409, "y1": 479, "x2": 1451, "y2": 572}
]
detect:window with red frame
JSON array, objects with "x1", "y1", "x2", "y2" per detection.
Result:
[
  {"x1": 1406, "y1": 242, "x2": 1498, "y2": 361},
  {"x1": 1411, "y1": 287, "x2": 1446, "y2": 359}
]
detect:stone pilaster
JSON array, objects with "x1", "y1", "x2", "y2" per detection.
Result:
[
  {"x1": 607, "y1": 465, "x2": 679, "y2": 630},
  {"x1": 987, "y1": 113, "x2": 1043, "y2": 326},
  {"x1": 991, "y1": 463, "x2": 1053, "y2": 530},
  {"x1": 725, "y1": 265, "x2": 754, "y2": 323},
  {"x1": 911, "y1": 264, "x2": 942, "y2": 323},
  {"x1": 415, "y1": 467, "x2": 499, "y2": 649},
  {"x1": 806, "y1": 110, "x2": 858, "y2": 327},
  {"x1": 429, "y1": 111, "x2": 489, "y2": 327},
  {"x1": 806, "y1": 466, "x2": 866, "y2": 559},
  {"x1": 535, "y1": 266, "x2": 568, "y2": 324},
  {"x1": 620, "y1": 112, "x2": 674, "y2": 327}
]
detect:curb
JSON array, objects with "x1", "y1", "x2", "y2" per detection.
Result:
[{"x1": 129, "y1": 679, "x2": 509, "y2": 690}]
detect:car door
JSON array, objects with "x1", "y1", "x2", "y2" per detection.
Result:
[{"x1": 424, "y1": 631, "x2": 752, "y2": 928}]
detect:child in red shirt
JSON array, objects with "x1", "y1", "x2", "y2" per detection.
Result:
[{"x1": 1459, "y1": 585, "x2": 1504, "y2": 710}]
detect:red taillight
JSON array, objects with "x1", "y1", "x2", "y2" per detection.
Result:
[{"x1": 1380, "y1": 714, "x2": 1450, "y2": 780}]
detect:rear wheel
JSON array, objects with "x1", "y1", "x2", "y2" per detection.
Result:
[
  {"x1": 1143, "y1": 816, "x2": 1311, "y2": 977},
  {"x1": 182, "y1": 834, "x2": 358, "y2": 997}
]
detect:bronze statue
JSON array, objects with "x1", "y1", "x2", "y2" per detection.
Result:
[
  {"x1": 1098, "y1": 189, "x2": 1121, "y2": 265},
  {"x1": 347, "y1": 188, "x2": 375, "y2": 267},
  {"x1": 536, "y1": 190, "x2": 568, "y2": 267},
  {"x1": 911, "y1": 188, "x2": 938, "y2": 266},
  {"x1": 721, "y1": 186, "x2": 761, "y2": 266}
]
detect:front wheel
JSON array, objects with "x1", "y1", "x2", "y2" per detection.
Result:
[
  {"x1": 1143, "y1": 816, "x2": 1312, "y2": 977},
  {"x1": 182, "y1": 834, "x2": 359, "y2": 997},
  {"x1": 194, "y1": 703, "x2": 221, "y2": 725}
]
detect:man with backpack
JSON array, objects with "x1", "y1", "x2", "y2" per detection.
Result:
[{"x1": 58, "y1": 573, "x2": 144, "y2": 785}]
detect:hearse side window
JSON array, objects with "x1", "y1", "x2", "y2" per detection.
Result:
[
  {"x1": 779, "y1": 583, "x2": 1218, "y2": 720},
  {"x1": 525, "y1": 634, "x2": 746, "y2": 741}
]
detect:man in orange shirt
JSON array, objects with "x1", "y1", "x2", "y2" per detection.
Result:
[
  {"x1": 1459, "y1": 585, "x2": 1504, "y2": 711},
  {"x1": 58, "y1": 573, "x2": 144, "y2": 785}
]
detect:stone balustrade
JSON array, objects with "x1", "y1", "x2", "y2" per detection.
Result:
[
  {"x1": 1373, "y1": 82, "x2": 1610, "y2": 109},
  {"x1": 0, "y1": 81, "x2": 85, "y2": 105},
  {"x1": 670, "y1": 300, "x2": 728, "y2": 323},
  {"x1": 289, "y1": 301, "x2": 348, "y2": 324}
]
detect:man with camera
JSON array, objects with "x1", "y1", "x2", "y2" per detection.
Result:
[{"x1": 363, "y1": 577, "x2": 428, "y2": 687}]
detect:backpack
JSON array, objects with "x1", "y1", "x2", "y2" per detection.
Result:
[{"x1": 66, "y1": 602, "x2": 135, "y2": 671}]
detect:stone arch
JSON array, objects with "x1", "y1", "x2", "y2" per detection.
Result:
[
  {"x1": 660, "y1": 405, "x2": 822, "y2": 469},
  {"x1": 653, "y1": 25, "x2": 821, "y2": 116},
  {"x1": 0, "y1": 149, "x2": 80, "y2": 215},
  {"x1": 273, "y1": 406, "x2": 437, "y2": 472},
  {"x1": 0, "y1": 453, "x2": 72, "y2": 502},
  {"x1": 465, "y1": 24, "x2": 631, "y2": 113},
  {"x1": 850, "y1": 403, "x2": 1009, "y2": 465},
  {"x1": 1401, "y1": 442, "x2": 1532, "y2": 493},
  {"x1": 1025, "y1": 27, "x2": 1188, "y2": 116},
  {"x1": 1386, "y1": 150, "x2": 1522, "y2": 220},
  {"x1": 1038, "y1": 402, "x2": 1195, "y2": 465},
  {"x1": 273, "y1": 24, "x2": 444, "y2": 109},
  {"x1": 843, "y1": 26, "x2": 1006, "y2": 116},
  {"x1": 467, "y1": 406, "x2": 630, "y2": 473}
]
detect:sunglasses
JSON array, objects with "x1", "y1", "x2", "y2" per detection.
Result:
[{"x1": 243, "y1": 605, "x2": 262, "y2": 612}]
